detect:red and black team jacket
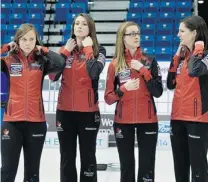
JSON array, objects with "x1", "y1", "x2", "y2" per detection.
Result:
[
  {"x1": 167, "y1": 44, "x2": 208, "y2": 123},
  {"x1": 49, "y1": 45, "x2": 106, "y2": 112},
  {"x1": 1, "y1": 44, "x2": 65, "y2": 122},
  {"x1": 104, "y1": 47, "x2": 163, "y2": 124}
]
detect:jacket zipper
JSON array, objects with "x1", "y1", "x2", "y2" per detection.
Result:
[
  {"x1": 119, "y1": 101, "x2": 123, "y2": 119},
  {"x1": 133, "y1": 56, "x2": 137, "y2": 123},
  {"x1": 24, "y1": 60, "x2": 28, "y2": 120},
  {"x1": 134, "y1": 91, "x2": 137, "y2": 123},
  {"x1": 39, "y1": 99, "x2": 42, "y2": 117},
  {"x1": 72, "y1": 57, "x2": 75, "y2": 111},
  {"x1": 194, "y1": 98, "x2": 197, "y2": 117},
  {"x1": 8, "y1": 99, "x2": 12, "y2": 115},
  {"x1": 88, "y1": 89, "x2": 92, "y2": 107},
  {"x1": 148, "y1": 100, "x2": 151, "y2": 119},
  {"x1": 179, "y1": 61, "x2": 185, "y2": 117}
]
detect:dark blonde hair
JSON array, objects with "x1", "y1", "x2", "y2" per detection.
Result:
[
  {"x1": 114, "y1": 21, "x2": 140, "y2": 74},
  {"x1": 71, "y1": 13, "x2": 99, "y2": 57}
]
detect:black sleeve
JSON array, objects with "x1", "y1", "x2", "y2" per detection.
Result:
[
  {"x1": 49, "y1": 50, "x2": 70, "y2": 82},
  {"x1": 115, "y1": 88, "x2": 124, "y2": 98},
  {"x1": 43, "y1": 50, "x2": 66, "y2": 75},
  {"x1": 86, "y1": 46, "x2": 106, "y2": 80},
  {"x1": 145, "y1": 58, "x2": 163, "y2": 98},
  {"x1": 188, "y1": 52, "x2": 208, "y2": 77},
  {"x1": 167, "y1": 58, "x2": 177, "y2": 90},
  {"x1": 114, "y1": 76, "x2": 124, "y2": 98},
  {"x1": 167, "y1": 72, "x2": 176, "y2": 90}
]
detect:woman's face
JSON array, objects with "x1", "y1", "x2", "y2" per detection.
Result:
[
  {"x1": 177, "y1": 22, "x2": 196, "y2": 48},
  {"x1": 19, "y1": 30, "x2": 36, "y2": 56},
  {"x1": 74, "y1": 16, "x2": 89, "y2": 38},
  {"x1": 123, "y1": 25, "x2": 140, "y2": 50}
]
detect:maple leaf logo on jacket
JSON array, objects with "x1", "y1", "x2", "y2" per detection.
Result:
[{"x1": 3, "y1": 129, "x2": 9, "y2": 135}]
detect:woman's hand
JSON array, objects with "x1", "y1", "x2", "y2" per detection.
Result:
[
  {"x1": 131, "y1": 59, "x2": 144, "y2": 71},
  {"x1": 8, "y1": 42, "x2": 18, "y2": 51},
  {"x1": 82, "y1": 36, "x2": 93, "y2": 47},
  {"x1": 64, "y1": 38, "x2": 77, "y2": 52},
  {"x1": 124, "y1": 78, "x2": 140, "y2": 91}
]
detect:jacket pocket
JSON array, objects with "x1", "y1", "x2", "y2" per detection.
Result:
[
  {"x1": 148, "y1": 100, "x2": 151, "y2": 119},
  {"x1": 57, "y1": 86, "x2": 63, "y2": 104},
  {"x1": 7, "y1": 99, "x2": 12, "y2": 116},
  {"x1": 88, "y1": 89, "x2": 92, "y2": 107},
  {"x1": 119, "y1": 101, "x2": 123, "y2": 119},
  {"x1": 39, "y1": 99, "x2": 43, "y2": 117},
  {"x1": 194, "y1": 98, "x2": 197, "y2": 117}
]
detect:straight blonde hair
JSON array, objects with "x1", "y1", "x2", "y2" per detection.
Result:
[{"x1": 114, "y1": 21, "x2": 140, "y2": 74}]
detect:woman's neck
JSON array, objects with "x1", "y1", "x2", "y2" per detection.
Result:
[
  {"x1": 76, "y1": 37, "x2": 85, "y2": 49},
  {"x1": 187, "y1": 40, "x2": 195, "y2": 52},
  {"x1": 187, "y1": 44, "x2": 194, "y2": 52},
  {"x1": 20, "y1": 49, "x2": 29, "y2": 57},
  {"x1": 128, "y1": 48, "x2": 137, "y2": 57},
  {"x1": 23, "y1": 52, "x2": 29, "y2": 57}
]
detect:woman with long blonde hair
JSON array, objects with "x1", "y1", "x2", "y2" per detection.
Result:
[{"x1": 105, "y1": 21, "x2": 163, "y2": 182}]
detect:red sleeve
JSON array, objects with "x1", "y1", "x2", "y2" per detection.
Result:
[
  {"x1": 83, "y1": 46, "x2": 94, "y2": 60},
  {"x1": 48, "y1": 74, "x2": 56, "y2": 81},
  {"x1": 59, "y1": 47, "x2": 71, "y2": 58},
  {"x1": 139, "y1": 66, "x2": 152, "y2": 81},
  {"x1": 0, "y1": 44, "x2": 10, "y2": 55}
]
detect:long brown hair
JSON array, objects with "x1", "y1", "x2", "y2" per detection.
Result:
[
  {"x1": 13, "y1": 23, "x2": 42, "y2": 46},
  {"x1": 181, "y1": 15, "x2": 208, "y2": 50},
  {"x1": 9, "y1": 23, "x2": 47, "y2": 66},
  {"x1": 9, "y1": 24, "x2": 42, "y2": 55},
  {"x1": 71, "y1": 13, "x2": 99, "y2": 57},
  {"x1": 114, "y1": 21, "x2": 140, "y2": 74}
]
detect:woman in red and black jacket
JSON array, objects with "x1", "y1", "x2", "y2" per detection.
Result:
[
  {"x1": 167, "y1": 15, "x2": 208, "y2": 182},
  {"x1": 49, "y1": 13, "x2": 106, "y2": 182},
  {"x1": 1, "y1": 24, "x2": 65, "y2": 182},
  {"x1": 104, "y1": 21, "x2": 163, "y2": 182}
]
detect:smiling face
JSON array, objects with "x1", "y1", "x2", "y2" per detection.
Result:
[
  {"x1": 18, "y1": 30, "x2": 36, "y2": 56},
  {"x1": 73, "y1": 16, "x2": 89, "y2": 38},
  {"x1": 177, "y1": 22, "x2": 196, "y2": 48},
  {"x1": 123, "y1": 25, "x2": 140, "y2": 50}
]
